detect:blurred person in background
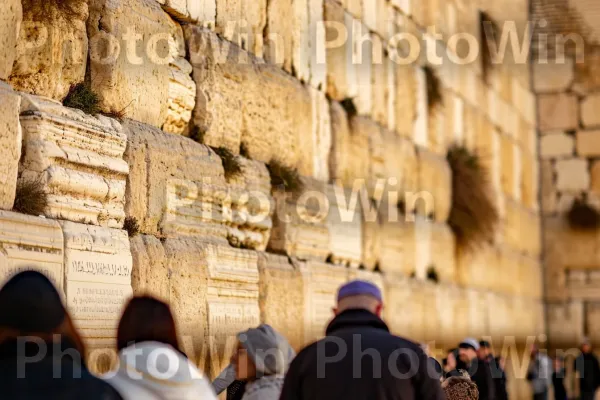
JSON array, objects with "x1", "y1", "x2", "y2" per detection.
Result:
[
  {"x1": 574, "y1": 339, "x2": 600, "y2": 400},
  {"x1": 104, "y1": 296, "x2": 216, "y2": 400},
  {"x1": 230, "y1": 324, "x2": 295, "y2": 400},
  {"x1": 552, "y1": 357, "x2": 567, "y2": 400},
  {"x1": 459, "y1": 338, "x2": 495, "y2": 400},
  {"x1": 527, "y1": 344, "x2": 552, "y2": 400},
  {"x1": 479, "y1": 340, "x2": 508, "y2": 400},
  {"x1": 213, "y1": 363, "x2": 246, "y2": 400},
  {"x1": 0, "y1": 271, "x2": 122, "y2": 399}
]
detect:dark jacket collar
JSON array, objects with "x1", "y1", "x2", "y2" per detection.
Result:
[
  {"x1": 326, "y1": 308, "x2": 390, "y2": 335},
  {"x1": 0, "y1": 337, "x2": 83, "y2": 365}
]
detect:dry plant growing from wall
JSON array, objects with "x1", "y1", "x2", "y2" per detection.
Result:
[
  {"x1": 340, "y1": 98, "x2": 358, "y2": 119},
  {"x1": 479, "y1": 11, "x2": 499, "y2": 80},
  {"x1": 567, "y1": 198, "x2": 600, "y2": 231},
  {"x1": 267, "y1": 160, "x2": 304, "y2": 195},
  {"x1": 447, "y1": 145, "x2": 499, "y2": 250},
  {"x1": 63, "y1": 83, "x2": 100, "y2": 115},
  {"x1": 13, "y1": 178, "x2": 48, "y2": 216},
  {"x1": 123, "y1": 217, "x2": 140, "y2": 237},
  {"x1": 424, "y1": 66, "x2": 442, "y2": 110},
  {"x1": 426, "y1": 266, "x2": 439, "y2": 283},
  {"x1": 22, "y1": 0, "x2": 81, "y2": 20},
  {"x1": 213, "y1": 147, "x2": 242, "y2": 180}
]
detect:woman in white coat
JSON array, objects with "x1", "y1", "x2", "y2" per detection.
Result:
[{"x1": 104, "y1": 296, "x2": 217, "y2": 400}]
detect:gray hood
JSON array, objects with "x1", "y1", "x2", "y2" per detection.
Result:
[{"x1": 237, "y1": 324, "x2": 295, "y2": 376}]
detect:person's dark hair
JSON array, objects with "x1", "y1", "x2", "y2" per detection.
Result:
[
  {"x1": 117, "y1": 296, "x2": 180, "y2": 352},
  {"x1": 0, "y1": 271, "x2": 86, "y2": 359},
  {"x1": 479, "y1": 340, "x2": 491, "y2": 348},
  {"x1": 443, "y1": 375, "x2": 479, "y2": 400}
]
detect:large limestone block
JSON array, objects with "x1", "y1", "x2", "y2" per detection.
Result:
[
  {"x1": 540, "y1": 132, "x2": 574, "y2": 159},
  {"x1": 457, "y1": 245, "x2": 501, "y2": 292},
  {"x1": 305, "y1": 89, "x2": 332, "y2": 182},
  {"x1": 417, "y1": 150, "x2": 451, "y2": 222},
  {"x1": 576, "y1": 130, "x2": 600, "y2": 157},
  {"x1": 395, "y1": 64, "x2": 418, "y2": 139},
  {"x1": 555, "y1": 158, "x2": 590, "y2": 192},
  {"x1": 300, "y1": 261, "x2": 348, "y2": 343},
  {"x1": 519, "y1": 256, "x2": 543, "y2": 299},
  {"x1": 0, "y1": 210, "x2": 64, "y2": 289},
  {"x1": 326, "y1": 184, "x2": 363, "y2": 267},
  {"x1": 19, "y1": 94, "x2": 128, "y2": 228},
  {"x1": 130, "y1": 234, "x2": 169, "y2": 300},
  {"x1": 544, "y1": 217, "x2": 600, "y2": 271},
  {"x1": 163, "y1": 58, "x2": 196, "y2": 135},
  {"x1": 257, "y1": 253, "x2": 304, "y2": 350},
  {"x1": 60, "y1": 221, "x2": 133, "y2": 349},
  {"x1": 0, "y1": 83, "x2": 21, "y2": 210},
  {"x1": 538, "y1": 93, "x2": 579, "y2": 132},
  {"x1": 88, "y1": 0, "x2": 191, "y2": 128},
  {"x1": 532, "y1": 61, "x2": 574, "y2": 93},
  {"x1": 547, "y1": 301, "x2": 584, "y2": 348},
  {"x1": 9, "y1": 1, "x2": 86, "y2": 100},
  {"x1": 414, "y1": 67, "x2": 429, "y2": 148},
  {"x1": 379, "y1": 219, "x2": 415, "y2": 277},
  {"x1": 430, "y1": 223, "x2": 456, "y2": 283},
  {"x1": 123, "y1": 120, "x2": 272, "y2": 249},
  {"x1": 521, "y1": 149, "x2": 538, "y2": 211},
  {"x1": 0, "y1": 0, "x2": 21, "y2": 80},
  {"x1": 581, "y1": 94, "x2": 600, "y2": 128},
  {"x1": 215, "y1": 0, "x2": 266, "y2": 57},
  {"x1": 499, "y1": 134, "x2": 516, "y2": 198}
]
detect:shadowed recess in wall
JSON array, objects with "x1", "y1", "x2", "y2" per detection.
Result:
[
  {"x1": 567, "y1": 197, "x2": 600, "y2": 230},
  {"x1": 212, "y1": 147, "x2": 242, "y2": 180},
  {"x1": 424, "y1": 66, "x2": 442, "y2": 110},
  {"x1": 479, "y1": 11, "x2": 499, "y2": 80},
  {"x1": 447, "y1": 145, "x2": 499, "y2": 250},
  {"x1": 267, "y1": 160, "x2": 304, "y2": 195}
]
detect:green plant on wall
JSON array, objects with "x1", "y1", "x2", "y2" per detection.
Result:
[
  {"x1": 63, "y1": 83, "x2": 100, "y2": 115},
  {"x1": 447, "y1": 145, "x2": 499, "y2": 250}
]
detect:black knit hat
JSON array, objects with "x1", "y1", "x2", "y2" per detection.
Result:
[{"x1": 0, "y1": 271, "x2": 65, "y2": 333}]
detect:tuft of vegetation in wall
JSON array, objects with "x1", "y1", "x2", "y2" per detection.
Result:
[
  {"x1": 479, "y1": 11, "x2": 499, "y2": 80},
  {"x1": 567, "y1": 198, "x2": 600, "y2": 231},
  {"x1": 190, "y1": 127, "x2": 206, "y2": 143},
  {"x1": 123, "y1": 217, "x2": 140, "y2": 237},
  {"x1": 63, "y1": 83, "x2": 100, "y2": 115},
  {"x1": 426, "y1": 266, "x2": 439, "y2": 283},
  {"x1": 101, "y1": 105, "x2": 129, "y2": 122},
  {"x1": 447, "y1": 145, "x2": 499, "y2": 250},
  {"x1": 13, "y1": 178, "x2": 48, "y2": 216},
  {"x1": 23, "y1": 0, "x2": 81, "y2": 20},
  {"x1": 213, "y1": 147, "x2": 242, "y2": 180},
  {"x1": 340, "y1": 98, "x2": 358, "y2": 119},
  {"x1": 424, "y1": 66, "x2": 443, "y2": 110},
  {"x1": 267, "y1": 160, "x2": 304, "y2": 195}
]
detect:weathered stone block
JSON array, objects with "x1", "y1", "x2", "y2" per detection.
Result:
[
  {"x1": 215, "y1": 0, "x2": 266, "y2": 57},
  {"x1": 581, "y1": 94, "x2": 600, "y2": 129},
  {"x1": 540, "y1": 132, "x2": 574, "y2": 159},
  {"x1": 88, "y1": 0, "x2": 190, "y2": 128},
  {"x1": 414, "y1": 67, "x2": 429, "y2": 148},
  {"x1": 576, "y1": 130, "x2": 600, "y2": 157},
  {"x1": 430, "y1": 223, "x2": 456, "y2": 283},
  {"x1": 417, "y1": 150, "x2": 451, "y2": 222},
  {"x1": 457, "y1": 245, "x2": 501, "y2": 292},
  {"x1": 379, "y1": 219, "x2": 415, "y2": 277},
  {"x1": 519, "y1": 256, "x2": 543, "y2": 299},
  {"x1": 0, "y1": 210, "x2": 64, "y2": 290},
  {"x1": 123, "y1": 120, "x2": 272, "y2": 249},
  {"x1": 19, "y1": 94, "x2": 128, "y2": 228},
  {"x1": 60, "y1": 221, "x2": 133, "y2": 348},
  {"x1": 130, "y1": 234, "x2": 169, "y2": 301},
  {"x1": 591, "y1": 160, "x2": 600, "y2": 196},
  {"x1": 538, "y1": 93, "x2": 579, "y2": 132},
  {"x1": 545, "y1": 217, "x2": 600, "y2": 271},
  {"x1": 0, "y1": 83, "x2": 21, "y2": 210},
  {"x1": 162, "y1": 58, "x2": 196, "y2": 135},
  {"x1": 532, "y1": 61, "x2": 574, "y2": 93},
  {"x1": 555, "y1": 158, "x2": 589, "y2": 192},
  {"x1": 257, "y1": 253, "x2": 304, "y2": 350},
  {"x1": 325, "y1": 184, "x2": 363, "y2": 267},
  {"x1": 547, "y1": 301, "x2": 584, "y2": 348},
  {"x1": 499, "y1": 133, "x2": 516, "y2": 198},
  {"x1": 0, "y1": 0, "x2": 21, "y2": 81},
  {"x1": 395, "y1": 64, "x2": 418, "y2": 139},
  {"x1": 10, "y1": 1, "x2": 86, "y2": 100}
]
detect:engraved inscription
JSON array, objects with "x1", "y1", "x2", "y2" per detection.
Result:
[
  {"x1": 66, "y1": 249, "x2": 132, "y2": 285},
  {"x1": 68, "y1": 281, "x2": 132, "y2": 321}
]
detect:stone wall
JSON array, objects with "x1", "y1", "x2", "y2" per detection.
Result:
[{"x1": 0, "y1": 0, "x2": 545, "y2": 397}]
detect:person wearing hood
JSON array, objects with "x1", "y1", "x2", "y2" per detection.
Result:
[
  {"x1": 103, "y1": 296, "x2": 217, "y2": 400},
  {"x1": 280, "y1": 280, "x2": 445, "y2": 400},
  {"x1": 230, "y1": 324, "x2": 295, "y2": 400},
  {"x1": 0, "y1": 270, "x2": 123, "y2": 399}
]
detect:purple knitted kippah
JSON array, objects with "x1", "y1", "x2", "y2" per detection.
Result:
[{"x1": 337, "y1": 280, "x2": 382, "y2": 302}]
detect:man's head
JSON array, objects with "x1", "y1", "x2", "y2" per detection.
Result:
[
  {"x1": 458, "y1": 338, "x2": 480, "y2": 364},
  {"x1": 478, "y1": 340, "x2": 492, "y2": 359},
  {"x1": 582, "y1": 338, "x2": 592, "y2": 353},
  {"x1": 334, "y1": 280, "x2": 383, "y2": 317}
]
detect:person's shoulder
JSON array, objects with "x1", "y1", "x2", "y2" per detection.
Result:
[{"x1": 78, "y1": 372, "x2": 126, "y2": 399}]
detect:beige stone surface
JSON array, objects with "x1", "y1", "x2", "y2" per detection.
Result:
[
  {"x1": 538, "y1": 93, "x2": 579, "y2": 132},
  {"x1": 9, "y1": 0, "x2": 86, "y2": 100},
  {"x1": 130, "y1": 234, "x2": 169, "y2": 301},
  {"x1": 499, "y1": 134, "x2": 516, "y2": 198},
  {"x1": 257, "y1": 253, "x2": 304, "y2": 350},
  {"x1": 88, "y1": 0, "x2": 185, "y2": 127},
  {"x1": 60, "y1": 221, "x2": 133, "y2": 346},
  {"x1": 430, "y1": 222, "x2": 456, "y2": 283},
  {"x1": 581, "y1": 94, "x2": 600, "y2": 129},
  {"x1": 414, "y1": 68, "x2": 428, "y2": 148},
  {"x1": 532, "y1": 61, "x2": 574, "y2": 93},
  {"x1": 0, "y1": 210, "x2": 64, "y2": 290},
  {"x1": 162, "y1": 57, "x2": 196, "y2": 135},
  {"x1": 326, "y1": 184, "x2": 363, "y2": 267},
  {"x1": 591, "y1": 160, "x2": 600, "y2": 196},
  {"x1": 0, "y1": 83, "x2": 21, "y2": 210},
  {"x1": 576, "y1": 130, "x2": 600, "y2": 157},
  {"x1": 379, "y1": 219, "x2": 415, "y2": 277},
  {"x1": 215, "y1": 0, "x2": 266, "y2": 57},
  {"x1": 457, "y1": 245, "x2": 501, "y2": 292},
  {"x1": 305, "y1": 88, "x2": 332, "y2": 182},
  {"x1": 521, "y1": 151, "x2": 538, "y2": 210},
  {"x1": 19, "y1": 94, "x2": 128, "y2": 228},
  {"x1": 555, "y1": 158, "x2": 590, "y2": 192},
  {"x1": 545, "y1": 217, "x2": 600, "y2": 272},
  {"x1": 395, "y1": 65, "x2": 418, "y2": 139},
  {"x1": 417, "y1": 150, "x2": 451, "y2": 222},
  {"x1": 541, "y1": 159, "x2": 557, "y2": 214},
  {"x1": 0, "y1": 0, "x2": 21, "y2": 80},
  {"x1": 124, "y1": 120, "x2": 272, "y2": 249},
  {"x1": 540, "y1": 132, "x2": 574, "y2": 159},
  {"x1": 547, "y1": 301, "x2": 584, "y2": 348}
]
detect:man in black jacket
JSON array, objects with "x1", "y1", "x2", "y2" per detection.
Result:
[
  {"x1": 574, "y1": 339, "x2": 600, "y2": 400},
  {"x1": 279, "y1": 280, "x2": 445, "y2": 400},
  {"x1": 479, "y1": 340, "x2": 508, "y2": 400},
  {"x1": 458, "y1": 338, "x2": 496, "y2": 400}
]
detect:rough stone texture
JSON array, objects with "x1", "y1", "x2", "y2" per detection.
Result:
[
  {"x1": 379, "y1": 218, "x2": 415, "y2": 277},
  {"x1": 123, "y1": 120, "x2": 272, "y2": 250},
  {"x1": 61, "y1": 221, "x2": 132, "y2": 346},
  {"x1": 414, "y1": 67, "x2": 428, "y2": 148},
  {"x1": 457, "y1": 245, "x2": 501, "y2": 292},
  {"x1": 555, "y1": 158, "x2": 590, "y2": 192},
  {"x1": 162, "y1": 57, "x2": 196, "y2": 135},
  {"x1": 9, "y1": 0, "x2": 86, "y2": 100},
  {"x1": 257, "y1": 253, "x2": 304, "y2": 350},
  {"x1": 325, "y1": 185, "x2": 363, "y2": 267},
  {"x1": 538, "y1": 93, "x2": 579, "y2": 132},
  {"x1": 499, "y1": 134, "x2": 516, "y2": 199},
  {"x1": 19, "y1": 94, "x2": 129, "y2": 228},
  {"x1": 521, "y1": 151, "x2": 538, "y2": 210},
  {"x1": 430, "y1": 223, "x2": 456, "y2": 283},
  {"x1": 547, "y1": 301, "x2": 584, "y2": 348},
  {"x1": 88, "y1": 0, "x2": 188, "y2": 128},
  {"x1": 215, "y1": 0, "x2": 266, "y2": 57},
  {"x1": 541, "y1": 159, "x2": 556, "y2": 214},
  {"x1": 0, "y1": 83, "x2": 21, "y2": 210},
  {"x1": 395, "y1": 65, "x2": 418, "y2": 139},
  {"x1": 0, "y1": 0, "x2": 21, "y2": 80},
  {"x1": 532, "y1": 61, "x2": 574, "y2": 93},
  {"x1": 306, "y1": 89, "x2": 332, "y2": 182},
  {"x1": 417, "y1": 150, "x2": 451, "y2": 222},
  {"x1": 576, "y1": 130, "x2": 600, "y2": 157},
  {"x1": 540, "y1": 132, "x2": 574, "y2": 159},
  {"x1": 581, "y1": 94, "x2": 600, "y2": 129},
  {"x1": 0, "y1": 210, "x2": 64, "y2": 290},
  {"x1": 130, "y1": 234, "x2": 169, "y2": 301},
  {"x1": 591, "y1": 160, "x2": 600, "y2": 196}
]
